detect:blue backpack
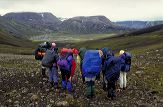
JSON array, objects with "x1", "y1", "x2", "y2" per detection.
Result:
[
  {"x1": 101, "y1": 47, "x2": 112, "y2": 70},
  {"x1": 82, "y1": 50, "x2": 102, "y2": 77},
  {"x1": 124, "y1": 52, "x2": 131, "y2": 65},
  {"x1": 121, "y1": 52, "x2": 132, "y2": 72},
  {"x1": 105, "y1": 57, "x2": 123, "y2": 81}
]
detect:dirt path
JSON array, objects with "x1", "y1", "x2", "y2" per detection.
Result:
[{"x1": 0, "y1": 51, "x2": 163, "y2": 106}]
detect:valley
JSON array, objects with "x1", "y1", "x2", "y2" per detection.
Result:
[{"x1": 0, "y1": 12, "x2": 163, "y2": 106}]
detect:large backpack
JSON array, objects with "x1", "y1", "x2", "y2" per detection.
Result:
[
  {"x1": 82, "y1": 50, "x2": 102, "y2": 77},
  {"x1": 60, "y1": 48, "x2": 78, "y2": 55},
  {"x1": 101, "y1": 47, "x2": 111, "y2": 70},
  {"x1": 58, "y1": 53, "x2": 72, "y2": 71},
  {"x1": 124, "y1": 52, "x2": 131, "y2": 65},
  {"x1": 105, "y1": 57, "x2": 122, "y2": 81},
  {"x1": 79, "y1": 48, "x2": 87, "y2": 61},
  {"x1": 123, "y1": 52, "x2": 132, "y2": 72},
  {"x1": 58, "y1": 52, "x2": 76, "y2": 77},
  {"x1": 42, "y1": 49, "x2": 58, "y2": 67},
  {"x1": 34, "y1": 42, "x2": 51, "y2": 60}
]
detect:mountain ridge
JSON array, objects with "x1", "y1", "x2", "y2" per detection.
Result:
[
  {"x1": 3, "y1": 12, "x2": 62, "y2": 36},
  {"x1": 116, "y1": 21, "x2": 163, "y2": 29},
  {"x1": 59, "y1": 15, "x2": 126, "y2": 34},
  {"x1": 0, "y1": 12, "x2": 163, "y2": 39}
]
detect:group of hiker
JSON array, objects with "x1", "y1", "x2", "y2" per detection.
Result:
[{"x1": 34, "y1": 42, "x2": 132, "y2": 100}]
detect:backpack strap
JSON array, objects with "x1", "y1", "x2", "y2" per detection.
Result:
[{"x1": 65, "y1": 53, "x2": 73, "y2": 64}]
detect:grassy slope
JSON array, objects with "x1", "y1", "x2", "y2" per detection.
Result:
[
  {"x1": 0, "y1": 25, "x2": 163, "y2": 106},
  {"x1": 0, "y1": 30, "x2": 38, "y2": 54},
  {"x1": 30, "y1": 32, "x2": 117, "y2": 43},
  {"x1": 74, "y1": 25, "x2": 163, "y2": 53},
  {"x1": 0, "y1": 32, "x2": 163, "y2": 106}
]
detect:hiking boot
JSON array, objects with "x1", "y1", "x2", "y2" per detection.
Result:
[
  {"x1": 50, "y1": 81, "x2": 54, "y2": 87},
  {"x1": 111, "y1": 96, "x2": 114, "y2": 100},
  {"x1": 96, "y1": 73, "x2": 100, "y2": 81},
  {"x1": 86, "y1": 95, "x2": 91, "y2": 99},
  {"x1": 103, "y1": 83, "x2": 107, "y2": 91},
  {"x1": 112, "y1": 90, "x2": 116, "y2": 97},
  {"x1": 123, "y1": 87, "x2": 126, "y2": 90},
  {"x1": 54, "y1": 82, "x2": 59, "y2": 89},
  {"x1": 41, "y1": 68, "x2": 46, "y2": 77},
  {"x1": 61, "y1": 80, "x2": 67, "y2": 90},
  {"x1": 107, "y1": 90, "x2": 112, "y2": 98},
  {"x1": 86, "y1": 84, "x2": 95, "y2": 99},
  {"x1": 86, "y1": 93, "x2": 95, "y2": 99},
  {"x1": 67, "y1": 81, "x2": 73, "y2": 92},
  {"x1": 82, "y1": 77, "x2": 85, "y2": 83},
  {"x1": 107, "y1": 88, "x2": 115, "y2": 100},
  {"x1": 86, "y1": 86, "x2": 91, "y2": 97}
]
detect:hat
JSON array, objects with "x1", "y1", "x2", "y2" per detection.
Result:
[
  {"x1": 73, "y1": 48, "x2": 79, "y2": 55},
  {"x1": 51, "y1": 42, "x2": 56, "y2": 48},
  {"x1": 119, "y1": 50, "x2": 125, "y2": 55},
  {"x1": 43, "y1": 42, "x2": 47, "y2": 45}
]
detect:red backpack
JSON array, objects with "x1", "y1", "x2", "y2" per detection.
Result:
[
  {"x1": 60, "y1": 48, "x2": 78, "y2": 78},
  {"x1": 60, "y1": 48, "x2": 78, "y2": 55}
]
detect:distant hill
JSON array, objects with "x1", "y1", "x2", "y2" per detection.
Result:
[
  {"x1": 120, "y1": 24, "x2": 163, "y2": 37},
  {"x1": 1, "y1": 12, "x2": 62, "y2": 38},
  {"x1": 116, "y1": 21, "x2": 163, "y2": 29},
  {"x1": 0, "y1": 29, "x2": 35, "y2": 47},
  {"x1": 59, "y1": 16, "x2": 126, "y2": 34},
  {"x1": 0, "y1": 16, "x2": 41, "y2": 38},
  {"x1": 75, "y1": 24, "x2": 163, "y2": 51},
  {"x1": 0, "y1": 13, "x2": 126, "y2": 41},
  {"x1": 4, "y1": 12, "x2": 61, "y2": 31}
]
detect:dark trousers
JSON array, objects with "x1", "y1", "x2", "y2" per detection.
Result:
[
  {"x1": 41, "y1": 66, "x2": 46, "y2": 76},
  {"x1": 60, "y1": 69, "x2": 72, "y2": 91},
  {"x1": 60, "y1": 69, "x2": 70, "y2": 80},
  {"x1": 107, "y1": 80, "x2": 116, "y2": 99},
  {"x1": 48, "y1": 66, "x2": 58, "y2": 83},
  {"x1": 102, "y1": 70, "x2": 107, "y2": 91}
]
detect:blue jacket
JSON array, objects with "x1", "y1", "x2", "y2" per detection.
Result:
[
  {"x1": 119, "y1": 52, "x2": 132, "y2": 72},
  {"x1": 104, "y1": 56, "x2": 124, "y2": 81},
  {"x1": 101, "y1": 47, "x2": 112, "y2": 71}
]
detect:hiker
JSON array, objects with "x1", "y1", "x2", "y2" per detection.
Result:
[
  {"x1": 101, "y1": 47, "x2": 112, "y2": 91},
  {"x1": 119, "y1": 50, "x2": 132, "y2": 90},
  {"x1": 42, "y1": 42, "x2": 59, "y2": 88},
  {"x1": 57, "y1": 48, "x2": 78, "y2": 92},
  {"x1": 34, "y1": 42, "x2": 51, "y2": 77},
  {"x1": 78, "y1": 47, "x2": 87, "y2": 83},
  {"x1": 80, "y1": 49, "x2": 103, "y2": 98},
  {"x1": 95, "y1": 48, "x2": 101, "y2": 81},
  {"x1": 104, "y1": 55, "x2": 124, "y2": 100}
]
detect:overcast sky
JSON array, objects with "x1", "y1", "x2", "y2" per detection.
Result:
[{"x1": 0, "y1": 0, "x2": 162, "y2": 21}]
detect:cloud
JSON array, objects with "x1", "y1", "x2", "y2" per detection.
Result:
[{"x1": 0, "y1": 0, "x2": 163, "y2": 21}]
